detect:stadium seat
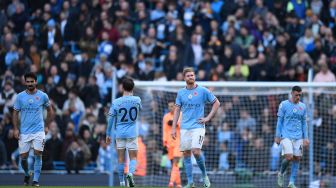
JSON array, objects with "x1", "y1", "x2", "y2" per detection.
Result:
[
  {"x1": 83, "y1": 162, "x2": 97, "y2": 171},
  {"x1": 52, "y1": 161, "x2": 66, "y2": 170}
]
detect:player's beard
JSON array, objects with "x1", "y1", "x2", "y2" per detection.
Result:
[
  {"x1": 293, "y1": 96, "x2": 299, "y2": 103},
  {"x1": 27, "y1": 85, "x2": 36, "y2": 92},
  {"x1": 186, "y1": 79, "x2": 195, "y2": 85}
]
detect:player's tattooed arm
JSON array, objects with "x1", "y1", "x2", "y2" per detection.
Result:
[{"x1": 45, "y1": 105, "x2": 55, "y2": 129}]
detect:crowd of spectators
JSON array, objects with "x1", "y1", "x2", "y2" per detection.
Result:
[{"x1": 0, "y1": 0, "x2": 336, "y2": 176}]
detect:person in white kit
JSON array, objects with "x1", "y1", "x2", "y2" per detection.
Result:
[
  {"x1": 275, "y1": 86, "x2": 309, "y2": 188},
  {"x1": 13, "y1": 72, "x2": 54, "y2": 187}
]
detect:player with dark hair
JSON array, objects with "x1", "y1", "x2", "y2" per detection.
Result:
[
  {"x1": 13, "y1": 72, "x2": 54, "y2": 187},
  {"x1": 275, "y1": 86, "x2": 309, "y2": 188},
  {"x1": 106, "y1": 77, "x2": 142, "y2": 187}
]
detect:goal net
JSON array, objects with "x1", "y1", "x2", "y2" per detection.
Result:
[{"x1": 128, "y1": 81, "x2": 336, "y2": 188}]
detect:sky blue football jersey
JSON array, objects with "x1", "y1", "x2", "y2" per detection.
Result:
[
  {"x1": 13, "y1": 90, "x2": 50, "y2": 134},
  {"x1": 276, "y1": 100, "x2": 308, "y2": 140},
  {"x1": 107, "y1": 96, "x2": 142, "y2": 138},
  {"x1": 176, "y1": 85, "x2": 217, "y2": 130}
]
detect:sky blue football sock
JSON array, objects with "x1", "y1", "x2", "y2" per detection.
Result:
[
  {"x1": 195, "y1": 153, "x2": 207, "y2": 177},
  {"x1": 184, "y1": 156, "x2": 193, "y2": 184},
  {"x1": 289, "y1": 161, "x2": 299, "y2": 184},
  {"x1": 33, "y1": 155, "x2": 42, "y2": 182},
  {"x1": 129, "y1": 159, "x2": 137, "y2": 175},
  {"x1": 118, "y1": 163, "x2": 125, "y2": 183}
]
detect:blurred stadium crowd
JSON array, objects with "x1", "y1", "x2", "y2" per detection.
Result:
[{"x1": 0, "y1": 0, "x2": 336, "y2": 175}]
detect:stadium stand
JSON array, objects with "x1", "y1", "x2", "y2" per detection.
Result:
[{"x1": 0, "y1": 0, "x2": 336, "y2": 187}]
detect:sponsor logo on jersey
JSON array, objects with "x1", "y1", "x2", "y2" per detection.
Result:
[
  {"x1": 28, "y1": 99, "x2": 34, "y2": 104},
  {"x1": 188, "y1": 94, "x2": 192, "y2": 99}
]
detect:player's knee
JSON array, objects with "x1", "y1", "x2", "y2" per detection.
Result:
[
  {"x1": 191, "y1": 149, "x2": 201, "y2": 157},
  {"x1": 129, "y1": 150, "x2": 138, "y2": 159},
  {"x1": 183, "y1": 150, "x2": 192, "y2": 157},
  {"x1": 20, "y1": 153, "x2": 29, "y2": 159},
  {"x1": 293, "y1": 156, "x2": 301, "y2": 161},
  {"x1": 34, "y1": 150, "x2": 42, "y2": 156},
  {"x1": 285, "y1": 155, "x2": 293, "y2": 161}
]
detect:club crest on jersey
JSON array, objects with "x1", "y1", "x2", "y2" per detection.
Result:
[
  {"x1": 35, "y1": 96, "x2": 40, "y2": 101},
  {"x1": 193, "y1": 91, "x2": 198, "y2": 96},
  {"x1": 28, "y1": 99, "x2": 34, "y2": 104},
  {"x1": 188, "y1": 94, "x2": 193, "y2": 99}
]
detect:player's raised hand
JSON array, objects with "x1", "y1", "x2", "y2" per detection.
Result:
[
  {"x1": 171, "y1": 128, "x2": 176, "y2": 140},
  {"x1": 274, "y1": 137, "x2": 281, "y2": 145},
  {"x1": 198, "y1": 117, "x2": 210, "y2": 124},
  {"x1": 13, "y1": 128, "x2": 20, "y2": 140},
  {"x1": 106, "y1": 136, "x2": 111, "y2": 144},
  {"x1": 303, "y1": 139, "x2": 309, "y2": 148}
]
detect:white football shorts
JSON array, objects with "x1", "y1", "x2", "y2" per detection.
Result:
[
  {"x1": 280, "y1": 138, "x2": 303, "y2": 156},
  {"x1": 116, "y1": 137, "x2": 138, "y2": 150},
  {"x1": 180, "y1": 128, "x2": 205, "y2": 151},
  {"x1": 19, "y1": 131, "x2": 45, "y2": 154}
]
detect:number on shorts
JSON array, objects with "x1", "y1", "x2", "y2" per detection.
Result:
[
  {"x1": 199, "y1": 136, "x2": 204, "y2": 145},
  {"x1": 42, "y1": 139, "x2": 45, "y2": 148}
]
